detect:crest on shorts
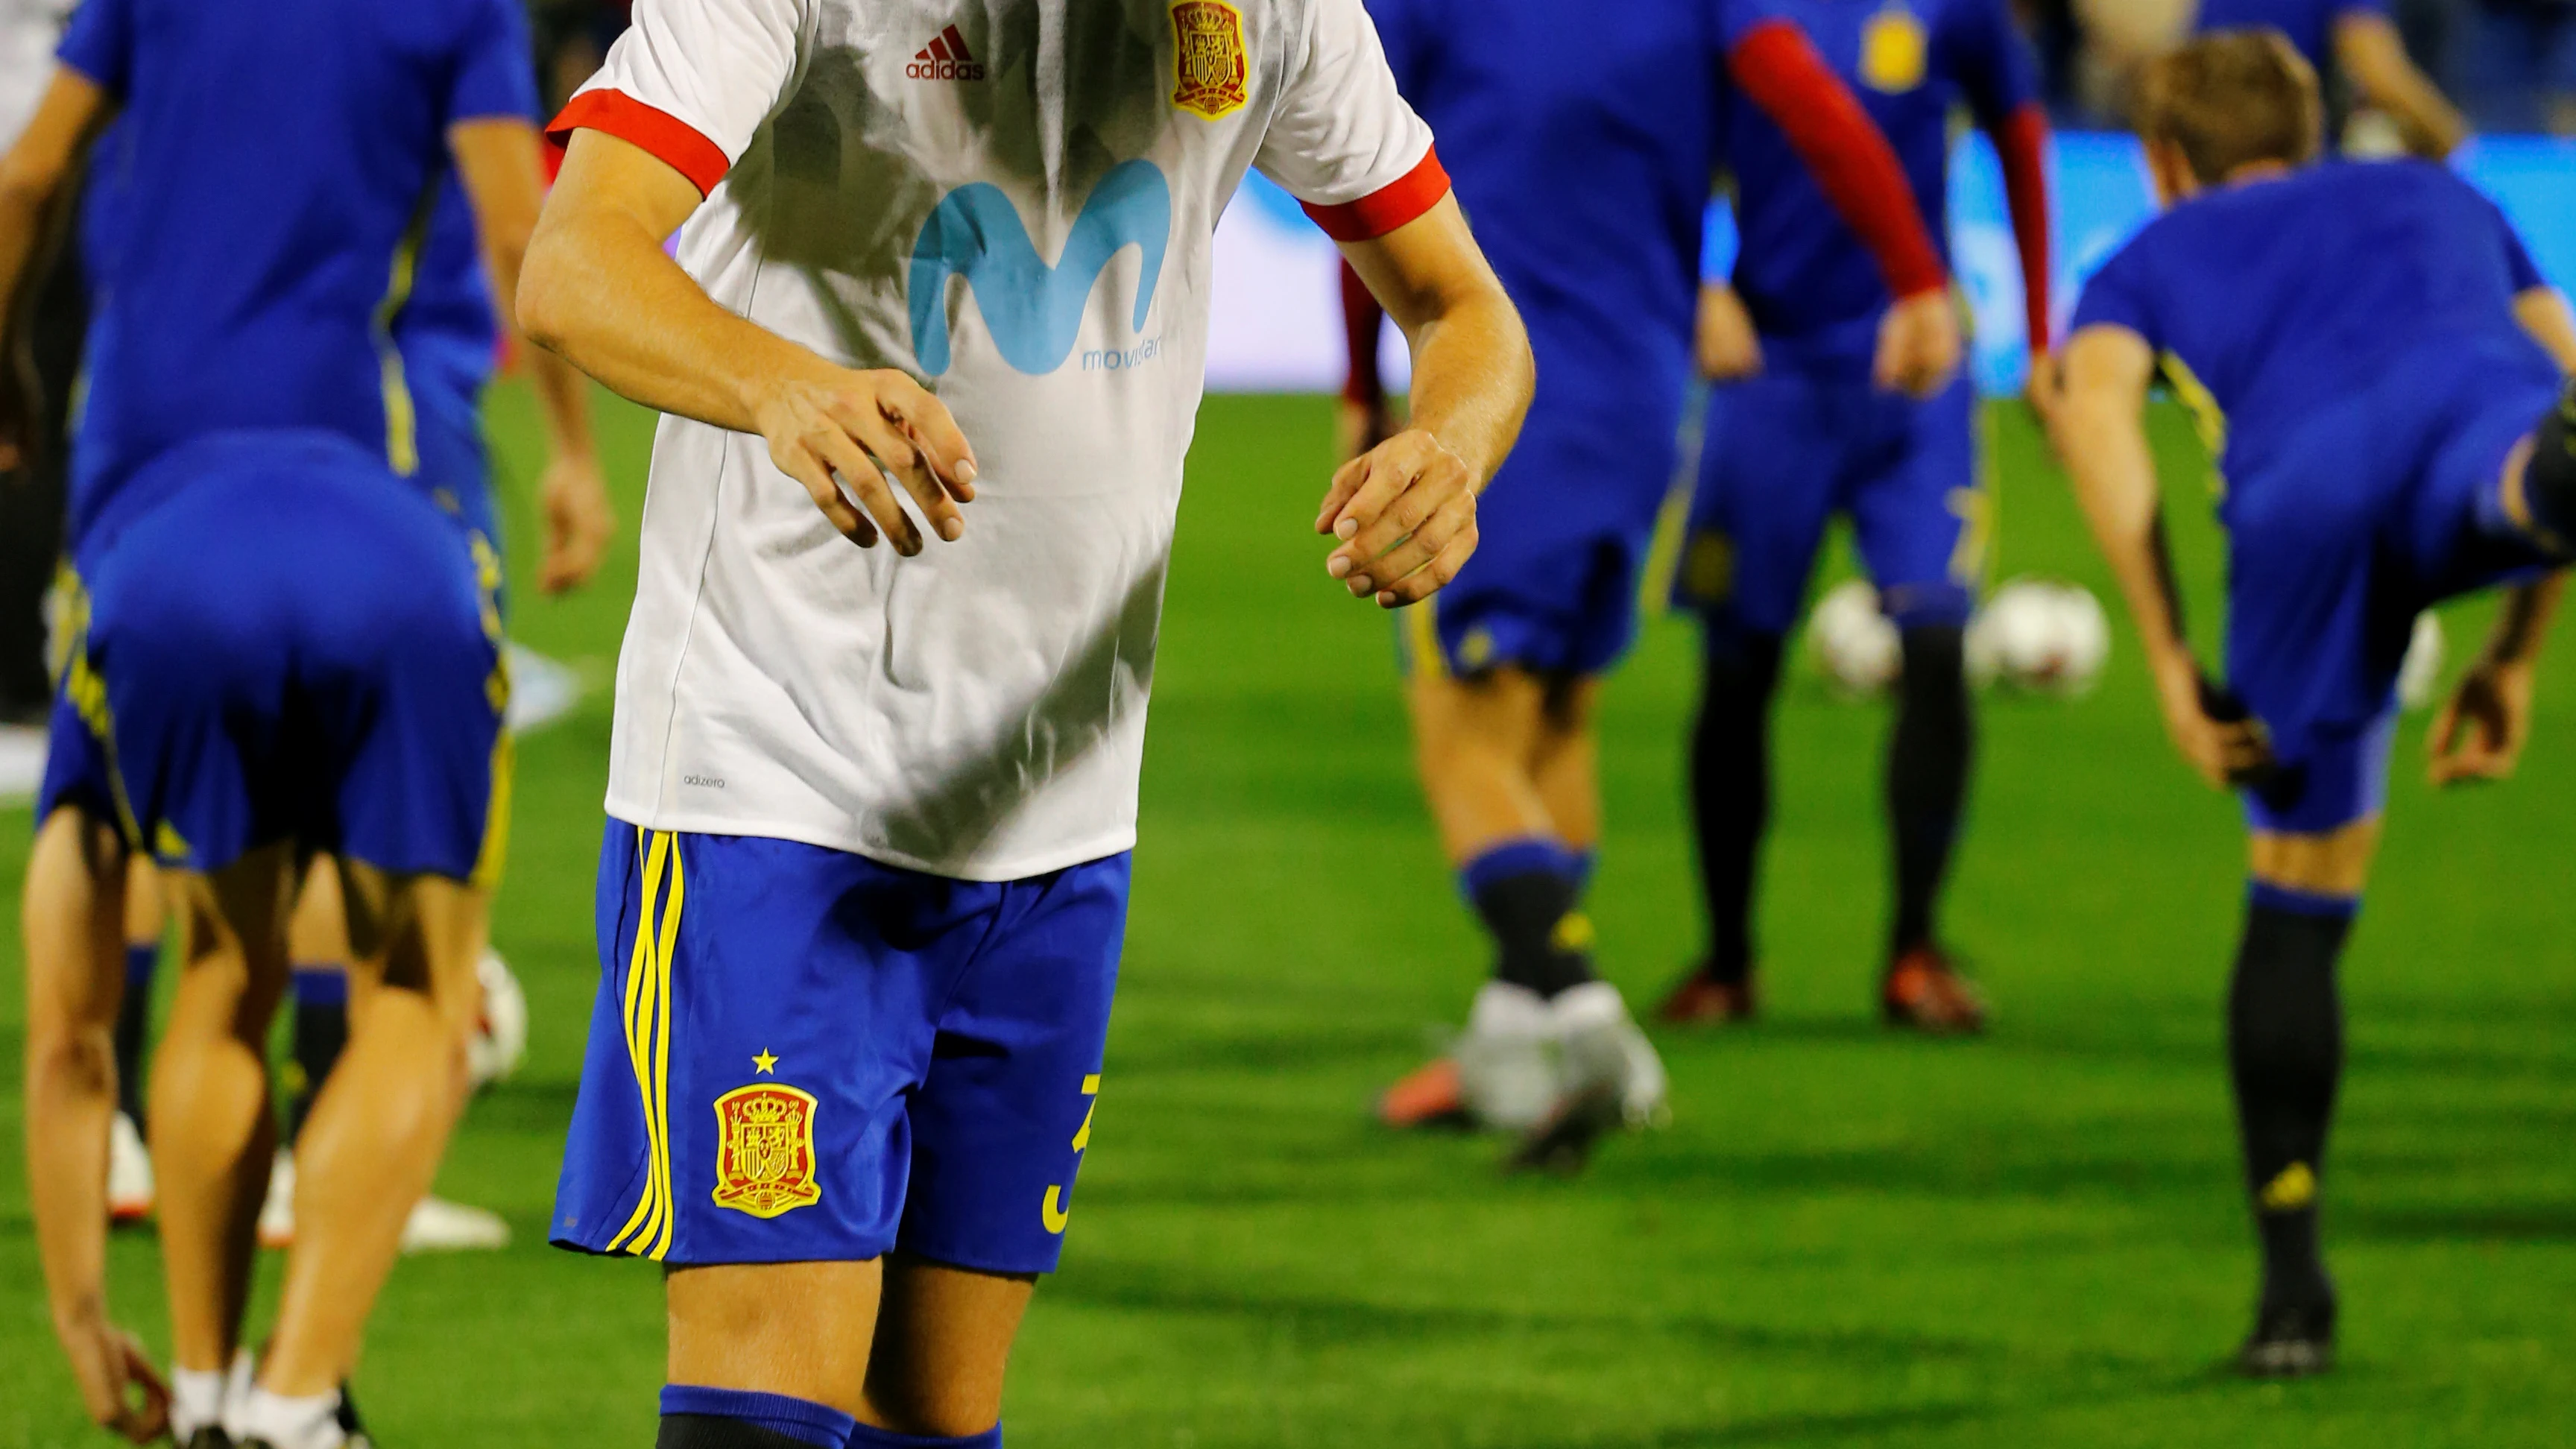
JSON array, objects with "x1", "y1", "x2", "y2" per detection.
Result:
[
  {"x1": 1860, "y1": 5, "x2": 1928, "y2": 93},
  {"x1": 711, "y1": 1084, "x2": 822, "y2": 1219},
  {"x1": 1170, "y1": 1, "x2": 1248, "y2": 119}
]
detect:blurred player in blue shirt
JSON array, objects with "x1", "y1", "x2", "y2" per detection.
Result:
[
  {"x1": 1661, "y1": 0, "x2": 2053, "y2": 1036},
  {"x1": 1351, "y1": 0, "x2": 1964, "y2": 1164},
  {"x1": 2196, "y1": 0, "x2": 2465, "y2": 155},
  {"x1": 2051, "y1": 31, "x2": 2576, "y2": 1379},
  {"x1": 0, "y1": 0, "x2": 608, "y2": 1442}
]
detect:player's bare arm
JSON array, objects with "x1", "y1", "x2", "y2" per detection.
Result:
[
  {"x1": 449, "y1": 116, "x2": 615, "y2": 594},
  {"x1": 2429, "y1": 571, "x2": 2563, "y2": 786},
  {"x1": 0, "y1": 67, "x2": 104, "y2": 467},
  {"x1": 1695, "y1": 282, "x2": 1764, "y2": 382},
  {"x1": 1320, "y1": 193, "x2": 1532, "y2": 608},
  {"x1": 2332, "y1": 12, "x2": 2466, "y2": 160},
  {"x1": 2511, "y1": 285, "x2": 2576, "y2": 374},
  {"x1": 2053, "y1": 323, "x2": 2268, "y2": 788},
  {"x1": 520, "y1": 130, "x2": 976, "y2": 555}
]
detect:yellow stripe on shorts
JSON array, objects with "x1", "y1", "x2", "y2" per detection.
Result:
[{"x1": 605, "y1": 830, "x2": 681, "y2": 1257}]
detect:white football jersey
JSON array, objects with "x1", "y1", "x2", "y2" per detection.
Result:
[{"x1": 560, "y1": 0, "x2": 1441, "y2": 880}]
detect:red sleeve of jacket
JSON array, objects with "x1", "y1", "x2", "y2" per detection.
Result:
[
  {"x1": 1340, "y1": 260, "x2": 1386, "y2": 407},
  {"x1": 1726, "y1": 19, "x2": 1946, "y2": 300},
  {"x1": 1994, "y1": 102, "x2": 2053, "y2": 353}
]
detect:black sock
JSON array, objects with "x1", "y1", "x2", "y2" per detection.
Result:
[
  {"x1": 2229, "y1": 886, "x2": 2355, "y2": 1310},
  {"x1": 1462, "y1": 839, "x2": 1594, "y2": 999},
  {"x1": 285, "y1": 968, "x2": 350, "y2": 1146},
  {"x1": 1887, "y1": 625, "x2": 1974, "y2": 957},
  {"x1": 1690, "y1": 628, "x2": 1784, "y2": 985},
  {"x1": 113, "y1": 942, "x2": 157, "y2": 1126}
]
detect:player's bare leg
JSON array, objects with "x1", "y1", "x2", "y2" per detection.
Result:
[
  {"x1": 1390, "y1": 668, "x2": 1661, "y2": 1164},
  {"x1": 665, "y1": 1260, "x2": 883, "y2": 1437},
  {"x1": 860, "y1": 1256, "x2": 1036, "y2": 1438},
  {"x1": 148, "y1": 844, "x2": 294, "y2": 1389},
  {"x1": 253, "y1": 862, "x2": 485, "y2": 1406},
  {"x1": 24, "y1": 806, "x2": 171, "y2": 1440},
  {"x1": 2229, "y1": 816, "x2": 2381, "y2": 1378}
]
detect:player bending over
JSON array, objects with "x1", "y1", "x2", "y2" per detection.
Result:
[
  {"x1": 1658, "y1": 0, "x2": 2053, "y2": 1034},
  {"x1": 1, "y1": 0, "x2": 590, "y2": 1442},
  {"x1": 1354, "y1": 0, "x2": 1964, "y2": 1163},
  {"x1": 520, "y1": 1, "x2": 1530, "y2": 1445},
  {"x1": 2050, "y1": 31, "x2": 2576, "y2": 1377}
]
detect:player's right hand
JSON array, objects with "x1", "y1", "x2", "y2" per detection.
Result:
[
  {"x1": 2155, "y1": 655, "x2": 2273, "y2": 789},
  {"x1": 751, "y1": 367, "x2": 976, "y2": 555},
  {"x1": 1315, "y1": 428, "x2": 1480, "y2": 608},
  {"x1": 60, "y1": 1317, "x2": 168, "y2": 1443},
  {"x1": 1695, "y1": 282, "x2": 1764, "y2": 382},
  {"x1": 2428, "y1": 656, "x2": 2535, "y2": 786},
  {"x1": 1874, "y1": 289, "x2": 1962, "y2": 399}
]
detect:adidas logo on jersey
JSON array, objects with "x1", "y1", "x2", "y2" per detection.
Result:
[{"x1": 907, "y1": 26, "x2": 985, "y2": 81}]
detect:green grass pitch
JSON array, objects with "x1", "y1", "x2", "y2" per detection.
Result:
[{"x1": 4, "y1": 388, "x2": 2574, "y2": 1447}]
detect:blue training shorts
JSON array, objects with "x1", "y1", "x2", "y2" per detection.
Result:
[
  {"x1": 67, "y1": 429, "x2": 505, "y2": 878},
  {"x1": 1673, "y1": 371, "x2": 1983, "y2": 636},
  {"x1": 1401, "y1": 422, "x2": 1675, "y2": 680},
  {"x1": 552, "y1": 826, "x2": 1128, "y2": 1275},
  {"x1": 2225, "y1": 343, "x2": 2560, "y2": 834}
]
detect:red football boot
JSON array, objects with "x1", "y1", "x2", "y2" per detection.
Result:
[
  {"x1": 1377, "y1": 1055, "x2": 1473, "y2": 1129},
  {"x1": 1655, "y1": 965, "x2": 1758, "y2": 1026},
  {"x1": 1882, "y1": 945, "x2": 1988, "y2": 1035}
]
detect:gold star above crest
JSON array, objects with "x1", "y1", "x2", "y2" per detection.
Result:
[{"x1": 752, "y1": 1049, "x2": 779, "y2": 1075}]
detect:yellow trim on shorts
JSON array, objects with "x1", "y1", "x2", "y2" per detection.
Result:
[
  {"x1": 1637, "y1": 473, "x2": 1697, "y2": 621},
  {"x1": 1401, "y1": 592, "x2": 1445, "y2": 679},
  {"x1": 605, "y1": 830, "x2": 682, "y2": 1260}
]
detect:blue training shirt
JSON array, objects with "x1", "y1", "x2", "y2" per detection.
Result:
[
  {"x1": 1364, "y1": 0, "x2": 1727, "y2": 471},
  {"x1": 1723, "y1": 0, "x2": 2037, "y2": 374},
  {"x1": 2069, "y1": 161, "x2": 2551, "y2": 498},
  {"x1": 2195, "y1": 0, "x2": 2387, "y2": 69},
  {"x1": 55, "y1": 0, "x2": 537, "y2": 546}
]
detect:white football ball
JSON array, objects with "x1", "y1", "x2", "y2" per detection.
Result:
[
  {"x1": 466, "y1": 949, "x2": 528, "y2": 1091},
  {"x1": 1805, "y1": 579, "x2": 1901, "y2": 698},
  {"x1": 2396, "y1": 611, "x2": 2444, "y2": 711},
  {"x1": 1969, "y1": 578, "x2": 2110, "y2": 695}
]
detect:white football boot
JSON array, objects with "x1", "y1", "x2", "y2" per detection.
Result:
[
  {"x1": 399, "y1": 1194, "x2": 510, "y2": 1254},
  {"x1": 1508, "y1": 981, "x2": 1669, "y2": 1174},
  {"x1": 108, "y1": 1111, "x2": 155, "y2": 1222},
  {"x1": 1451, "y1": 980, "x2": 1562, "y2": 1132},
  {"x1": 257, "y1": 1149, "x2": 296, "y2": 1248}
]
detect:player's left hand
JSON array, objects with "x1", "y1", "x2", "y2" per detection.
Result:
[
  {"x1": 2428, "y1": 657, "x2": 2534, "y2": 786},
  {"x1": 1314, "y1": 428, "x2": 1480, "y2": 608},
  {"x1": 2155, "y1": 654, "x2": 2273, "y2": 789},
  {"x1": 537, "y1": 452, "x2": 618, "y2": 595}
]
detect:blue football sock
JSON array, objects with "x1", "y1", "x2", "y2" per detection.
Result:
[
  {"x1": 658, "y1": 1386, "x2": 858, "y2": 1449},
  {"x1": 113, "y1": 942, "x2": 159, "y2": 1123}
]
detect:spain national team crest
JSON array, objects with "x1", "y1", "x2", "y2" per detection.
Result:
[
  {"x1": 710, "y1": 1084, "x2": 822, "y2": 1219},
  {"x1": 1169, "y1": 1, "x2": 1248, "y2": 119},
  {"x1": 1860, "y1": 4, "x2": 1929, "y2": 94}
]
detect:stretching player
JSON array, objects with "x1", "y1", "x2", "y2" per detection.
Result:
[
  {"x1": 254, "y1": 162, "x2": 616, "y2": 1256},
  {"x1": 1, "y1": 0, "x2": 593, "y2": 1442},
  {"x1": 1657, "y1": 0, "x2": 2053, "y2": 1033},
  {"x1": 1357, "y1": 0, "x2": 1963, "y2": 1158},
  {"x1": 2050, "y1": 31, "x2": 2575, "y2": 1376},
  {"x1": 522, "y1": 1, "x2": 1530, "y2": 1443}
]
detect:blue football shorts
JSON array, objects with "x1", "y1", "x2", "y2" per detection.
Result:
[
  {"x1": 65, "y1": 429, "x2": 505, "y2": 878},
  {"x1": 1672, "y1": 370, "x2": 1984, "y2": 637},
  {"x1": 2225, "y1": 345, "x2": 2560, "y2": 835},
  {"x1": 552, "y1": 825, "x2": 1128, "y2": 1275},
  {"x1": 1400, "y1": 420, "x2": 1676, "y2": 681}
]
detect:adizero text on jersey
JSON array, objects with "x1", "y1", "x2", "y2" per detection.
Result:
[{"x1": 553, "y1": 0, "x2": 1439, "y2": 880}]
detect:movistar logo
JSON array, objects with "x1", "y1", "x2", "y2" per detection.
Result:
[{"x1": 908, "y1": 160, "x2": 1172, "y2": 376}]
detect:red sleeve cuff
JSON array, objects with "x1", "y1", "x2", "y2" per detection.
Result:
[
  {"x1": 547, "y1": 89, "x2": 731, "y2": 198},
  {"x1": 1301, "y1": 147, "x2": 1450, "y2": 243}
]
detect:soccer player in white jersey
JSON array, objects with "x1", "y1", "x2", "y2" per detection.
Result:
[{"x1": 519, "y1": 1, "x2": 1532, "y2": 1444}]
